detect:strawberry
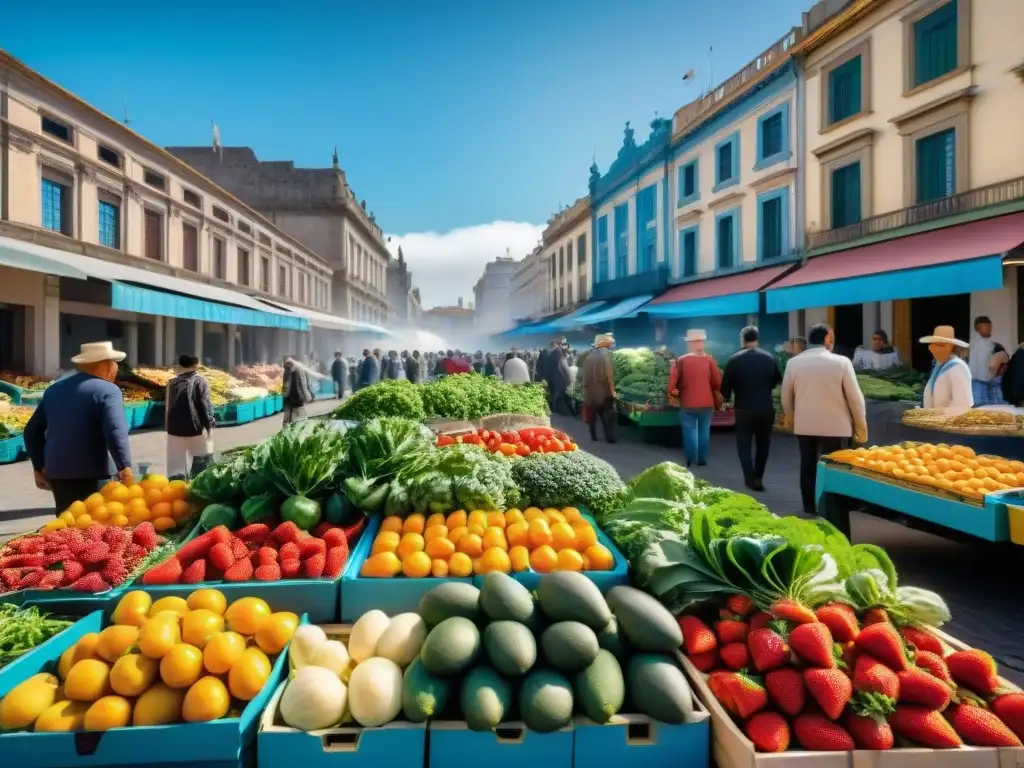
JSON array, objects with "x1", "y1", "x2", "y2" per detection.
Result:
[
  {"x1": 815, "y1": 603, "x2": 860, "y2": 642},
  {"x1": 901, "y1": 626, "x2": 943, "y2": 655},
  {"x1": 804, "y1": 668, "x2": 852, "y2": 720},
  {"x1": 19, "y1": 570, "x2": 45, "y2": 589},
  {"x1": 11, "y1": 554, "x2": 46, "y2": 568},
  {"x1": 991, "y1": 693, "x2": 1024, "y2": 741},
  {"x1": 257, "y1": 547, "x2": 278, "y2": 566},
  {"x1": 60, "y1": 560, "x2": 85, "y2": 585},
  {"x1": 745, "y1": 711, "x2": 790, "y2": 753},
  {"x1": 0, "y1": 568, "x2": 20, "y2": 589},
  {"x1": 311, "y1": 521, "x2": 337, "y2": 539},
  {"x1": 790, "y1": 622, "x2": 835, "y2": 668},
  {"x1": 298, "y1": 538, "x2": 326, "y2": 558},
  {"x1": 231, "y1": 538, "x2": 250, "y2": 561},
  {"x1": 223, "y1": 558, "x2": 253, "y2": 582},
  {"x1": 131, "y1": 522, "x2": 158, "y2": 550},
  {"x1": 945, "y1": 650, "x2": 999, "y2": 696},
  {"x1": 793, "y1": 713, "x2": 855, "y2": 750},
  {"x1": 947, "y1": 703, "x2": 1022, "y2": 746},
  {"x1": 707, "y1": 671, "x2": 767, "y2": 718},
  {"x1": 715, "y1": 619, "x2": 749, "y2": 645},
  {"x1": 70, "y1": 572, "x2": 110, "y2": 592},
  {"x1": 720, "y1": 642, "x2": 750, "y2": 670},
  {"x1": 236, "y1": 523, "x2": 271, "y2": 546},
  {"x1": 271, "y1": 521, "x2": 303, "y2": 545},
  {"x1": 323, "y1": 545, "x2": 348, "y2": 579},
  {"x1": 38, "y1": 570, "x2": 64, "y2": 589},
  {"x1": 913, "y1": 650, "x2": 953, "y2": 684},
  {"x1": 303, "y1": 553, "x2": 326, "y2": 578},
  {"x1": 852, "y1": 654, "x2": 899, "y2": 699},
  {"x1": 845, "y1": 712, "x2": 894, "y2": 750},
  {"x1": 100, "y1": 555, "x2": 129, "y2": 586},
  {"x1": 765, "y1": 667, "x2": 806, "y2": 716},
  {"x1": 862, "y1": 607, "x2": 890, "y2": 625},
  {"x1": 892, "y1": 705, "x2": 962, "y2": 748},
  {"x1": 18, "y1": 536, "x2": 44, "y2": 554},
  {"x1": 254, "y1": 564, "x2": 281, "y2": 582},
  {"x1": 748, "y1": 626, "x2": 790, "y2": 672},
  {"x1": 341, "y1": 517, "x2": 367, "y2": 547},
  {"x1": 175, "y1": 527, "x2": 230, "y2": 563},
  {"x1": 855, "y1": 622, "x2": 908, "y2": 671},
  {"x1": 181, "y1": 558, "x2": 207, "y2": 584},
  {"x1": 726, "y1": 594, "x2": 756, "y2": 617},
  {"x1": 678, "y1": 616, "x2": 717, "y2": 655},
  {"x1": 322, "y1": 528, "x2": 348, "y2": 550},
  {"x1": 278, "y1": 542, "x2": 301, "y2": 561},
  {"x1": 86, "y1": 525, "x2": 106, "y2": 541},
  {"x1": 749, "y1": 611, "x2": 772, "y2": 631},
  {"x1": 103, "y1": 526, "x2": 130, "y2": 548},
  {"x1": 770, "y1": 598, "x2": 817, "y2": 625},
  {"x1": 209, "y1": 542, "x2": 235, "y2": 571},
  {"x1": 897, "y1": 666, "x2": 952, "y2": 710},
  {"x1": 142, "y1": 558, "x2": 183, "y2": 585},
  {"x1": 839, "y1": 641, "x2": 859, "y2": 670},
  {"x1": 279, "y1": 558, "x2": 301, "y2": 579}
]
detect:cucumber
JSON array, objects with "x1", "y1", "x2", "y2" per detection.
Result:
[
  {"x1": 519, "y1": 669, "x2": 574, "y2": 733},
  {"x1": 461, "y1": 666, "x2": 512, "y2": 731},
  {"x1": 418, "y1": 583, "x2": 481, "y2": 627},
  {"x1": 483, "y1": 621, "x2": 536, "y2": 677},
  {"x1": 535, "y1": 572, "x2": 611, "y2": 630},
  {"x1": 479, "y1": 572, "x2": 536, "y2": 624},
  {"x1": 626, "y1": 654, "x2": 695, "y2": 724},
  {"x1": 606, "y1": 586, "x2": 683, "y2": 652},
  {"x1": 402, "y1": 657, "x2": 450, "y2": 722},
  {"x1": 419, "y1": 617, "x2": 481, "y2": 675},
  {"x1": 574, "y1": 650, "x2": 625, "y2": 723},
  {"x1": 540, "y1": 622, "x2": 600, "y2": 671}
]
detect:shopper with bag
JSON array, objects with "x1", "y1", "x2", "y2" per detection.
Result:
[
  {"x1": 582, "y1": 334, "x2": 617, "y2": 443},
  {"x1": 165, "y1": 354, "x2": 215, "y2": 479},
  {"x1": 669, "y1": 329, "x2": 722, "y2": 467}
]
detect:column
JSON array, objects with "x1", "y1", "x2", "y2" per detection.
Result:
[
  {"x1": 40, "y1": 276, "x2": 61, "y2": 376},
  {"x1": 879, "y1": 301, "x2": 894, "y2": 341},
  {"x1": 194, "y1": 320, "x2": 204, "y2": 363},
  {"x1": 862, "y1": 302, "x2": 881, "y2": 341},
  {"x1": 162, "y1": 318, "x2": 176, "y2": 366},
  {"x1": 153, "y1": 316, "x2": 164, "y2": 366},
  {"x1": 126, "y1": 321, "x2": 139, "y2": 366},
  {"x1": 787, "y1": 310, "x2": 803, "y2": 339},
  {"x1": 227, "y1": 323, "x2": 237, "y2": 369}
]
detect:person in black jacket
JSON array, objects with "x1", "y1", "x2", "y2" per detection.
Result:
[
  {"x1": 165, "y1": 354, "x2": 215, "y2": 479},
  {"x1": 720, "y1": 326, "x2": 782, "y2": 492},
  {"x1": 405, "y1": 350, "x2": 421, "y2": 384},
  {"x1": 330, "y1": 351, "x2": 348, "y2": 399}
]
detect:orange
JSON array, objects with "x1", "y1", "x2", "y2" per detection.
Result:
[
  {"x1": 475, "y1": 547, "x2": 511, "y2": 575},
  {"x1": 144, "y1": 488, "x2": 165, "y2": 507},
  {"x1": 402, "y1": 551, "x2": 432, "y2": 578},
  {"x1": 360, "y1": 552, "x2": 402, "y2": 577},
  {"x1": 550, "y1": 522, "x2": 576, "y2": 551},
  {"x1": 446, "y1": 510, "x2": 467, "y2": 529},
  {"x1": 546, "y1": 510, "x2": 566, "y2": 524},
  {"x1": 466, "y1": 524, "x2": 486, "y2": 538},
  {"x1": 467, "y1": 510, "x2": 488, "y2": 530},
  {"x1": 523, "y1": 507, "x2": 545, "y2": 521},
  {"x1": 573, "y1": 523, "x2": 598, "y2": 551},
  {"x1": 448, "y1": 526, "x2": 469, "y2": 545},
  {"x1": 431, "y1": 559, "x2": 449, "y2": 578},
  {"x1": 481, "y1": 527, "x2": 508, "y2": 551},
  {"x1": 425, "y1": 513, "x2": 447, "y2": 529},
  {"x1": 150, "y1": 502, "x2": 173, "y2": 520},
  {"x1": 380, "y1": 516, "x2": 403, "y2": 534},
  {"x1": 111, "y1": 515, "x2": 129, "y2": 528},
  {"x1": 506, "y1": 522, "x2": 528, "y2": 548},
  {"x1": 105, "y1": 501, "x2": 125, "y2": 518},
  {"x1": 448, "y1": 552, "x2": 473, "y2": 577},
  {"x1": 68, "y1": 500, "x2": 88, "y2": 517},
  {"x1": 485, "y1": 511, "x2": 506, "y2": 529},
  {"x1": 75, "y1": 514, "x2": 95, "y2": 529},
  {"x1": 555, "y1": 549, "x2": 585, "y2": 571},
  {"x1": 456, "y1": 533, "x2": 483, "y2": 559},
  {"x1": 425, "y1": 537, "x2": 456, "y2": 560},
  {"x1": 527, "y1": 518, "x2": 552, "y2": 548},
  {"x1": 372, "y1": 531, "x2": 401, "y2": 555},
  {"x1": 397, "y1": 532, "x2": 425, "y2": 560},
  {"x1": 561, "y1": 506, "x2": 583, "y2": 523},
  {"x1": 584, "y1": 544, "x2": 615, "y2": 570},
  {"x1": 424, "y1": 524, "x2": 449, "y2": 542},
  {"x1": 529, "y1": 545, "x2": 558, "y2": 573},
  {"x1": 127, "y1": 484, "x2": 145, "y2": 500},
  {"x1": 403, "y1": 514, "x2": 426, "y2": 535},
  {"x1": 509, "y1": 545, "x2": 530, "y2": 572},
  {"x1": 84, "y1": 493, "x2": 105, "y2": 512}
]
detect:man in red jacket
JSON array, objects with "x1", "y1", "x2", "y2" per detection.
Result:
[{"x1": 668, "y1": 329, "x2": 722, "y2": 467}]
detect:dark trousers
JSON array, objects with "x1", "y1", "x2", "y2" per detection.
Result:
[
  {"x1": 797, "y1": 435, "x2": 847, "y2": 515},
  {"x1": 735, "y1": 409, "x2": 775, "y2": 482},
  {"x1": 588, "y1": 400, "x2": 617, "y2": 443},
  {"x1": 333, "y1": 378, "x2": 344, "y2": 398},
  {"x1": 49, "y1": 477, "x2": 110, "y2": 515},
  {"x1": 550, "y1": 389, "x2": 574, "y2": 417}
]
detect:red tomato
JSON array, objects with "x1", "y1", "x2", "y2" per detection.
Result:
[
  {"x1": 487, "y1": 438, "x2": 502, "y2": 453},
  {"x1": 555, "y1": 431, "x2": 570, "y2": 442},
  {"x1": 564, "y1": 441, "x2": 578, "y2": 451},
  {"x1": 465, "y1": 434, "x2": 481, "y2": 445},
  {"x1": 501, "y1": 431, "x2": 517, "y2": 443},
  {"x1": 516, "y1": 443, "x2": 531, "y2": 456},
  {"x1": 436, "y1": 435, "x2": 455, "y2": 447},
  {"x1": 548, "y1": 439, "x2": 565, "y2": 453}
]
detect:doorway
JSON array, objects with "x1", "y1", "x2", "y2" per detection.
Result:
[
  {"x1": 910, "y1": 293, "x2": 970, "y2": 372},
  {"x1": 833, "y1": 304, "x2": 863, "y2": 360}
]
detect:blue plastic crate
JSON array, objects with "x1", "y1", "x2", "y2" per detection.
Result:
[
  {"x1": 511, "y1": 511, "x2": 629, "y2": 592},
  {"x1": 235, "y1": 401, "x2": 258, "y2": 424},
  {"x1": 573, "y1": 711, "x2": 710, "y2": 768},
  {"x1": 258, "y1": 682, "x2": 426, "y2": 768},
  {"x1": 4, "y1": 580, "x2": 130, "y2": 614},
  {"x1": 0, "y1": 434, "x2": 24, "y2": 464},
  {"x1": 252, "y1": 398, "x2": 267, "y2": 419},
  {"x1": 429, "y1": 721, "x2": 573, "y2": 768},
  {"x1": 273, "y1": 395, "x2": 283, "y2": 413},
  {"x1": 340, "y1": 514, "x2": 473, "y2": 622},
  {"x1": 0, "y1": 610, "x2": 293, "y2": 767}
]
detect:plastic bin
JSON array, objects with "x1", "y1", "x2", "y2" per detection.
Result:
[
  {"x1": 0, "y1": 607, "x2": 80, "y2": 691},
  {"x1": 1008, "y1": 504, "x2": 1024, "y2": 546},
  {"x1": 511, "y1": 512, "x2": 629, "y2": 592},
  {"x1": 0, "y1": 434, "x2": 25, "y2": 464},
  {"x1": 573, "y1": 710, "x2": 710, "y2": 768},
  {"x1": 428, "y1": 721, "x2": 573, "y2": 768}
]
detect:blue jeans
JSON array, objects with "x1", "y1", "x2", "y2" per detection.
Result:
[
  {"x1": 680, "y1": 409, "x2": 713, "y2": 464},
  {"x1": 972, "y1": 378, "x2": 1003, "y2": 406}
]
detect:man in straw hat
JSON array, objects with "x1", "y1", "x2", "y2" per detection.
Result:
[
  {"x1": 24, "y1": 341, "x2": 134, "y2": 513},
  {"x1": 921, "y1": 325, "x2": 973, "y2": 412},
  {"x1": 583, "y1": 333, "x2": 617, "y2": 442}
]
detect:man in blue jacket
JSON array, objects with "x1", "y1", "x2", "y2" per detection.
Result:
[{"x1": 24, "y1": 341, "x2": 134, "y2": 513}]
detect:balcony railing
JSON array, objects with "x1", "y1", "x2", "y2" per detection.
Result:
[
  {"x1": 591, "y1": 265, "x2": 671, "y2": 301},
  {"x1": 807, "y1": 176, "x2": 1024, "y2": 251}
]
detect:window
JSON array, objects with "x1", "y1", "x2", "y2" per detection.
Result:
[
  {"x1": 636, "y1": 184, "x2": 657, "y2": 273},
  {"x1": 98, "y1": 200, "x2": 120, "y2": 249},
  {"x1": 913, "y1": 1, "x2": 958, "y2": 87},
  {"x1": 212, "y1": 239, "x2": 226, "y2": 279},
  {"x1": 597, "y1": 215, "x2": 609, "y2": 282},
  {"x1": 678, "y1": 160, "x2": 698, "y2": 205},
  {"x1": 260, "y1": 255, "x2": 270, "y2": 292},
  {"x1": 713, "y1": 133, "x2": 739, "y2": 192},
  {"x1": 182, "y1": 223, "x2": 199, "y2": 271},
  {"x1": 576, "y1": 233, "x2": 586, "y2": 266},
  {"x1": 97, "y1": 145, "x2": 121, "y2": 168},
  {"x1": 237, "y1": 221, "x2": 252, "y2": 236},
  {"x1": 259, "y1": 232, "x2": 272, "y2": 247},
  {"x1": 715, "y1": 210, "x2": 739, "y2": 269},
  {"x1": 144, "y1": 210, "x2": 163, "y2": 261},
  {"x1": 299, "y1": 272, "x2": 307, "y2": 303},
  {"x1": 758, "y1": 187, "x2": 790, "y2": 262},
  {"x1": 550, "y1": 255, "x2": 556, "y2": 278},
  {"x1": 679, "y1": 228, "x2": 698, "y2": 278},
  {"x1": 916, "y1": 128, "x2": 956, "y2": 203},
  {"x1": 761, "y1": 114, "x2": 783, "y2": 158},
  {"x1": 558, "y1": 247, "x2": 564, "y2": 277},
  {"x1": 41, "y1": 178, "x2": 70, "y2": 234},
  {"x1": 578, "y1": 275, "x2": 587, "y2": 300},
  {"x1": 238, "y1": 248, "x2": 250, "y2": 286},
  {"x1": 559, "y1": 287, "x2": 565, "y2": 307},
  {"x1": 279, "y1": 265, "x2": 287, "y2": 296},
  {"x1": 828, "y1": 56, "x2": 862, "y2": 125},
  {"x1": 143, "y1": 169, "x2": 166, "y2": 190},
  {"x1": 755, "y1": 103, "x2": 792, "y2": 170},
  {"x1": 831, "y1": 162, "x2": 862, "y2": 228},
  {"x1": 614, "y1": 203, "x2": 629, "y2": 278},
  {"x1": 183, "y1": 189, "x2": 201, "y2": 209},
  {"x1": 212, "y1": 206, "x2": 230, "y2": 223},
  {"x1": 41, "y1": 116, "x2": 72, "y2": 144}
]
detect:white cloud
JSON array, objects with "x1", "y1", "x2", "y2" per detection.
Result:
[{"x1": 386, "y1": 221, "x2": 544, "y2": 309}]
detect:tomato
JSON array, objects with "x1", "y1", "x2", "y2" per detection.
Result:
[
  {"x1": 564, "y1": 441, "x2": 577, "y2": 451},
  {"x1": 455, "y1": 435, "x2": 464, "y2": 444},
  {"x1": 464, "y1": 433, "x2": 481, "y2": 445},
  {"x1": 547, "y1": 439, "x2": 565, "y2": 453},
  {"x1": 498, "y1": 443, "x2": 517, "y2": 456},
  {"x1": 555, "y1": 431, "x2": 570, "y2": 442},
  {"x1": 530, "y1": 427, "x2": 555, "y2": 438},
  {"x1": 515, "y1": 443, "x2": 531, "y2": 456},
  {"x1": 501, "y1": 431, "x2": 517, "y2": 444},
  {"x1": 436, "y1": 435, "x2": 455, "y2": 447},
  {"x1": 487, "y1": 438, "x2": 502, "y2": 453}
]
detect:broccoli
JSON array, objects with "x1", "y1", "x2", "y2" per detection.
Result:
[{"x1": 511, "y1": 451, "x2": 625, "y2": 518}]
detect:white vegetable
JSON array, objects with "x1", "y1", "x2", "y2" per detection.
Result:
[
  {"x1": 374, "y1": 613, "x2": 427, "y2": 668},
  {"x1": 289, "y1": 625, "x2": 328, "y2": 670},
  {"x1": 348, "y1": 610, "x2": 390, "y2": 663},
  {"x1": 308, "y1": 640, "x2": 351, "y2": 677},
  {"x1": 347, "y1": 657, "x2": 403, "y2": 727},
  {"x1": 280, "y1": 667, "x2": 348, "y2": 731}
]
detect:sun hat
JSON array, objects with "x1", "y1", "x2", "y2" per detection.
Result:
[
  {"x1": 685, "y1": 329, "x2": 708, "y2": 342},
  {"x1": 919, "y1": 325, "x2": 969, "y2": 348},
  {"x1": 70, "y1": 341, "x2": 126, "y2": 364},
  {"x1": 593, "y1": 333, "x2": 614, "y2": 347}
]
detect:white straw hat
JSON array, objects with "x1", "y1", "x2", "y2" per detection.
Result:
[
  {"x1": 685, "y1": 329, "x2": 707, "y2": 342},
  {"x1": 919, "y1": 325, "x2": 968, "y2": 348},
  {"x1": 70, "y1": 341, "x2": 126, "y2": 364}
]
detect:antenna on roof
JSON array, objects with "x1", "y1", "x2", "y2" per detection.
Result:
[{"x1": 123, "y1": 98, "x2": 130, "y2": 128}]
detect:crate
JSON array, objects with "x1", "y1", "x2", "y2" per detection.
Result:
[
  {"x1": 0, "y1": 607, "x2": 82, "y2": 691},
  {"x1": 0, "y1": 434, "x2": 25, "y2": 464},
  {"x1": 272, "y1": 395, "x2": 284, "y2": 413},
  {"x1": 340, "y1": 514, "x2": 472, "y2": 621},
  {"x1": 0, "y1": 379, "x2": 45, "y2": 406},
  {"x1": 252, "y1": 397, "x2": 268, "y2": 419},
  {"x1": 428, "y1": 721, "x2": 573, "y2": 768},
  {"x1": 0, "y1": 610, "x2": 293, "y2": 767},
  {"x1": 3, "y1": 581, "x2": 129, "y2": 614},
  {"x1": 573, "y1": 710, "x2": 710, "y2": 768}
]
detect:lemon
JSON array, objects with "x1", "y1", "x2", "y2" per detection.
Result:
[
  {"x1": 186, "y1": 588, "x2": 227, "y2": 615},
  {"x1": 224, "y1": 597, "x2": 270, "y2": 636},
  {"x1": 34, "y1": 700, "x2": 90, "y2": 732},
  {"x1": 112, "y1": 590, "x2": 152, "y2": 627},
  {"x1": 149, "y1": 596, "x2": 189, "y2": 618},
  {"x1": 84, "y1": 695, "x2": 133, "y2": 731},
  {"x1": 160, "y1": 644, "x2": 204, "y2": 689},
  {"x1": 254, "y1": 612, "x2": 299, "y2": 655},
  {"x1": 95, "y1": 625, "x2": 140, "y2": 663},
  {"x1": 181, "y1": 609, "x2": 225, "y2": 649},
  {"x1": 202, "y1": 631, "x2": 246, "y2": 675},
  {"x1": 138, "y1": 614, "x2": 181, "y2": 659},
  {"x1": 133, "y1": 682, "x2": 186, "y2": 726},
  {"x1": 64, "y1": 659, "x2": 112, "y2": 702},
  {"x1": 0, "y1": 673, "x2": 60, "y2": 730},
  {"x1": 58, "y1": 633, "x2": 100, "y2": 680},
  {"x1": 110, "y1": 653, "x2": 159, "y2": 697},
  {"x1": 228, "y1": 647, "x2": 271, "y2": 701},
  {"x1": 182, "y1": 677, "x2": 230, "y2": 722}
]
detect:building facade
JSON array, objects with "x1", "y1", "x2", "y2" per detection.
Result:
[
  {"x1": 167, "y1": 147, "x2": 391, "y2": 326},
  {"x1": 472, "y1": 256, "x2": 516, "y2": 337},
  {"x1": 0, "y1": 49, "x2": 335, "y2": 375},
  {"x1": 542, "y1": 197, "x2": 590, "y2": 312},
  {"x1": 508, "y1": 246, "x2": 549, "y2": 327},
  {"x1": 422, "y1": 300, "x2": 476, "y2": 349},
  {"x1": 386, "y1": 246, "x2": 422, "y2": 326}
]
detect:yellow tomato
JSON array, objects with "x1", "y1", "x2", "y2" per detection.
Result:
[
  {"x1": 360, "y1": 552, "x2": 402, "y2": 577},
  {"x1": 468, "y1": 510, "x2": 488, "y2": 530},
  {"x1": 424, "y1": 524, "x2": 449, "y2": 542},
  {"x1": 182, "y1": 677, "x2": 229, "y2": 722},
  {"x1": 203, "y1": 631, "x2": 247, "y2": 674},
  {"x1": 425, "y1": 513, "x2": 447, "y2": 529},
  {"x1": 152, "y1": 516, "x2": 177, "y2": 532},
  {"x1": 160, "y1": 644, "x2": 205, "y2": 689},
  {"x1": 372, "y1": 531, "x2": 401, "y2": 555},
  {"x1": 96, "y1": 625, "x2": 141, "y2": 663},
  {"x1": 84, "y1": 493, "x2": 105, "y2": 512},
  {"x1": 402, "y1": 551, "x2": 432, "y2": 578},
  {"x1": 546, "y1": 510, "x2": 566, "y2": 524},
  {"x1": 456, "y1": 533, "x2": 483, "y2": 559},
  {"x1": 75, "y1": 514, "x2": 95, "y2": 529},
  {"x1": 481, "y1": 527, "x2": 508, "y2": 551},
  {"x1": 150, "y1": 502, "x2": 172, "y2": 521},
  {"x1": 133, "y1": 682, "x2": 186, "y2": 726},
  {"x1": 397, "y1": 533, "x2": 425, "y2": 560},
  {"x1": 105, "y1": 501, "x2": 125, "y2": 518},
  {"x1": 485, "y1": 511, "x2": 506, "y2": 529},
  {"x1": 431, "y1": 559, "x2": 449, "y2": 577},
  {"x1": 555, "y1": 549, "x2": 585, "y2": 572},
  {"x1": 181, "y1": 609, "x2": 225, "y2": 649},
  {"x1": 68, "y1": 500, "x2": 88, "y2": 517},
  {"x1": 224, "y1": 597, "x2": 271, "y2": 636},
  {"x1": 573, "y1": 523, "x2": 598, "y2": 551},
  {"x1": 83, "y1": 695, "x2": 132, "y2": 731},
  {"x1": 506, "y1": 522, "x2": 528, "y2": 548},
  {"x1": 403, "y1": 513, "x2": 426, "y2": 535},
  {"x1": 448, "y1": 526, "x2": 469, "y2": 545},
  {"x1": 171, "y1": 499, "x2": 191, "y2": 519},
  {"x1": 187, "y1": 588, "x2": 227, "y2": 615},
  {"x1": 109, "y1": 654, "x2": 158, "y2": 697},
  {"x1": 523, "y1": 507, "x2": 545, "y2": 522},
  {"x1": 448, "y1": 552, "x2": 473, "y2": 577},
  {"x1": 504, "y1": 508, "x2": 524, "y2": 526},
  {"x1": 509, "y1": 545, "x2": 530, "y2": 572},
  {"x1": 561, "y1": 506, "x2": 583, "y2": 523},
  {"x1": 144, "y1": 488, "x2": 165, "y2": 507},
  {"x1": 550, "y1": 522, "x2": 577, "y2": 551},
  {"x1": 254, "y1": 612, "x2": 299, "y2": 655},
  {"x1": 425, "y1": 536, "x2": 456, "y2": 560},
  {"x1": 446, "y1": 510, "x2": 467, "y2": 529},
  {"x1": 527, "y1": 518, "x2": 552, "y2": 548},
  {"x1": 150, "y1": 596, "x2": 189, "y2": 618},
  {"x1": 475, "y1": 547, "x2": 511, "y2": 575},
  {"x1": 111, "y1": 515, "x2": 129, "y2": 528},
  {"x1": 380, "y1": 516, "x2": 404, "y2": 534},
  {"x1": 530, "y1": 545, "x2": 558, "y2": 573},
  {"x1": 227, "y1": 647, "x2": 271, "y2": 701}
]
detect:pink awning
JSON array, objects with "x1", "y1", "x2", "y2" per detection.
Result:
[{"x1": 650, "y1": 263, "x2": 793, "y2": 305}]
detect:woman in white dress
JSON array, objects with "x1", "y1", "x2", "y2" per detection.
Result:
[{"x1": 920, "y1": 325, "x2": 974, "y2": 412}]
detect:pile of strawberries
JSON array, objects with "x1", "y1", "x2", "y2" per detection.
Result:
[
  {"x1": 681, "y1": 595, "x2": 1024, "y2": 753},
  {"x1": 0, "y1": 523, "x2": 162, "y2": 594},
  {"x1": 141, "y1": 518, "x2": 362, "y2": 585}
]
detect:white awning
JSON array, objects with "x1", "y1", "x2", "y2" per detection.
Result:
[{"x1": 256, "y1": 298, "x2": 396, "y2": 337}]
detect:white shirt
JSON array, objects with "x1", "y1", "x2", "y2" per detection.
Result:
[
  {"x1": 782, "y1": 347, "x2": 868, "y2": 438},
  {"x1": 923, "y1": 356, "x2": 974, "y2": 412},
  {"x1": 853, "y1": 347, "x2": 902, "y2": 371},
  {"x1": 502, "y1": 357, "x2": 531, "y2": 384}
]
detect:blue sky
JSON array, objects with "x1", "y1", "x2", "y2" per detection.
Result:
[{"x1": 3, "y1": 0, "x2": 811, "y2": 306}]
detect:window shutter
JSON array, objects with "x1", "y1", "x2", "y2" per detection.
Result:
[
  {"x1": 914, "y1": 2, "x2": 958, "y2": 86},
  {"x1": 717, "y1": 216, "x2": 733, "y2": 269},
  {"x1": 683, "y1": 231, "x2": 697, "y2": 277},
  {"x1": 182, "y1": 224, "x2": 198, "y2": 271},
  {"x1": 762, "y1": 197, "x2": 782, "y2": 260},
  {"x1": 831, "y1": 163, "x2": 862, "y2": 228},
  {"x1": 916, "y1": 129, "x2": 956, "y2": 203},
  {"x1": 717, "y1": 143, "x2": 732, "y2": 181},
  {"x1": 144, "y1": 210, "x2": 162, "y2": 261}
]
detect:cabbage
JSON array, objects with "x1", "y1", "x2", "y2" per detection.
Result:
[{"x1": 626, "y1": 462, "x2": 695, "y2": 503}]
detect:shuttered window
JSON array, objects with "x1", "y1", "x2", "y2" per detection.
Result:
[
  {"x1": 597, "y1": 216, "x2": 609, "y2": 282},
  {"x1": 916, "y1": 128, "x2": 956, "y2": 204},
  {"x1": 716, "y1": 215, "x2": 735, "y2": 269},
  {"x1": 760, "y1": 197, "x2": 783, "y2": 261},
  {"x1": 681, "y1": 230, "x2": 697, "y2": 277},
  {"x1": 212, "y1": 239, "x2": 226, "y2": 279},
  {"x1": 716, "y1": 143, "x2": 733, "y2": 184},
  {"x1": 144, "y1": 210, "x2": 163, "y2": 261},
  {"x1": 238, "y1": 248, "x2": 250, "y2": 286},
  {"x1": 914, "y1": 1, "x2": 958, "y2": 87},
  {"x1": 577, "y1": 233, "x2": 586, "y2": 266},
  {"x1": 760, "y1": 113, "x2": 783, "y2": 158},
  {"x1": 831, "y1": 163, "x2": 862, "y2": 228},
  {"x1": 98, "y1": 201, "x2": 119, "y2": 249},
  {"x1": 41, "y1": 179, "x2": 68, "y2": 233},
  {"x1": 828, "y1": 55, "x2": 862, "y2": 124},
  {"x1": 682, "y1": 164, "x2": 696, "y2": 198},
  {"x1": 182, "y1": 223, "x2": 198, "y2": 271},
  {"x1": 614, "y1": 203, "x2": 629, "y2": 278}
]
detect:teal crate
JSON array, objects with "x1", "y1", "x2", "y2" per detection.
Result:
[
  {"x1": 0, "y1": 434, "x2": 24, "y2": 463},
  {"x1": 340, "y1": 514, "x2": 472, "y2": 622},
  {"x1": 253, "y1": 398, "x2": 268, "y2": 419},
  {"x1": 4, "y1": 580, "x2": 129, "y2": 614},
  {"x1": 0, "y1": 610, "x2": 297, "y2": 768},
  {"x1": 0, "y1": 607, "x2": 82, "y2": 691},
  {"x1": 511, "y1": 511, "x2": 628, "y2": 593},
  {"x1": 273, "y1": 395, "x2": 283, "y2": 413},
  {"x1": 258, "y1": 683, "x2": 426, "y2": 767},
  {"x1": 573, "y1": 711, "x2": 710, "y2": 768},
  {"x1": 429, "y1": 721, "x2": 573, "y2": 768},
  {"x1": 0, "y1": 379, "x2": 45, "y2": 405}
]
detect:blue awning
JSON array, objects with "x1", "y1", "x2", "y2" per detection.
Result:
[
  {"x1": 575, "y1": 294, "x2": 654, "y2": 326},
  {"x1": 112, "y1": 284, "x2": 306, "y2": 329},
  {"x1": 542, "y1": 301, "x2": 607, "y2": 331}
]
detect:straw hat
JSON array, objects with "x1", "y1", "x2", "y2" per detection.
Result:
[
  {"x1": 593, "y1": 333, "x2": 614, "y2": 347},
  {"x1": 919, "y1": 325, "x2": 968, "y2": 348},
  {"x1": 71, "y1": 341, "x2": 126, "y2": 364},
  {"x1": 685, "y1": 329, "x2": 707, "y2": 342}
]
